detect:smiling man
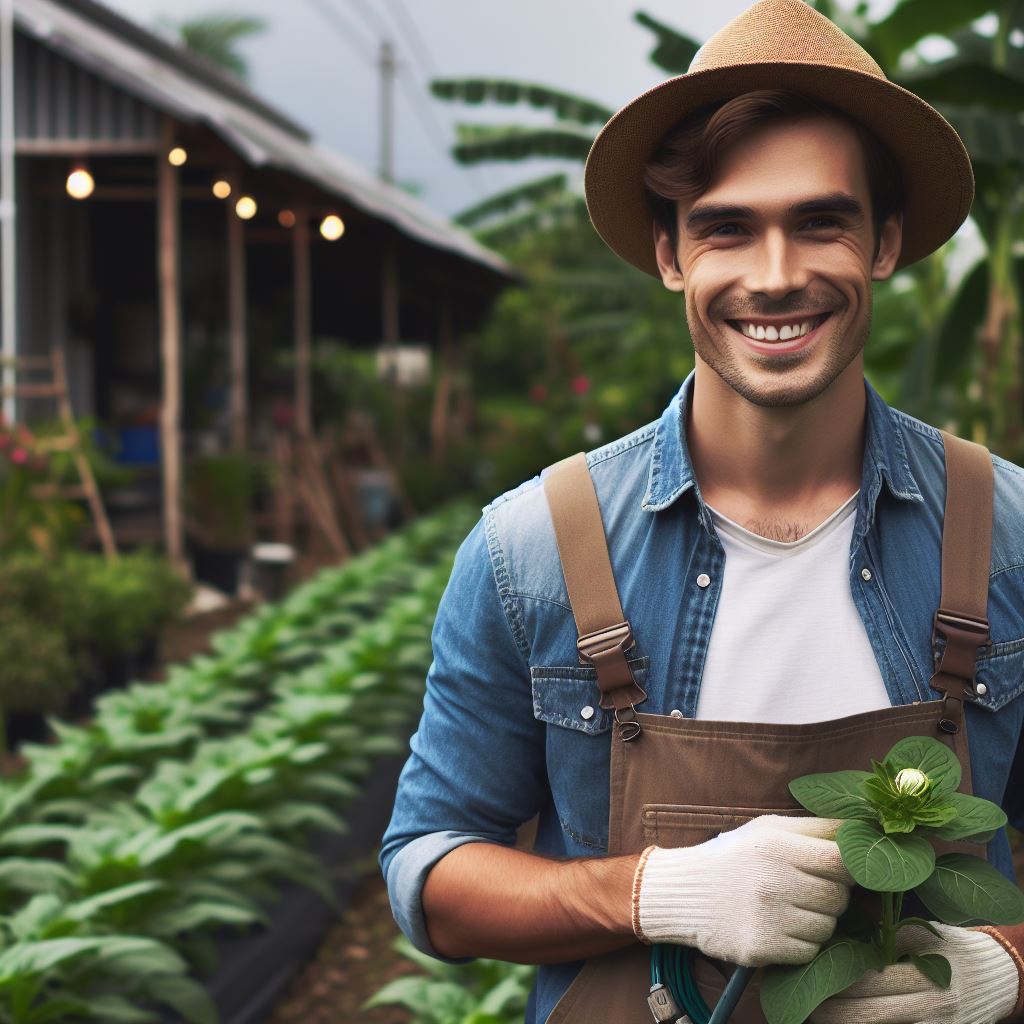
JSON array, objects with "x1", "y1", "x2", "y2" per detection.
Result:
[{"x1": 381, "y1": 2, "x2": 1024, "y2": 1023}]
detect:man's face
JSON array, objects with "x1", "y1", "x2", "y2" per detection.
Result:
[{"x1": 654, "y1": 114, "x2": 902, "y2": 408}]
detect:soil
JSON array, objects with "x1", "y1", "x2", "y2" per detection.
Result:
[{"x1": 266, "y1": 870, "x2": 413, "y2": 1024}]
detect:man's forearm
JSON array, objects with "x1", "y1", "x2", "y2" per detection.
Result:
[{"x1": 422, "y1": 842, "x2": 641, "y2": 963}]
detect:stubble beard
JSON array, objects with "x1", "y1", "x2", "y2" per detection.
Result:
[{"x1": 686, "y1": 298, "x2": 872, "y2": 409}]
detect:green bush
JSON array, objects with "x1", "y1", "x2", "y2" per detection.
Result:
[{"x1": 0, "y1": 552, "x2": 190, "y2": 718}]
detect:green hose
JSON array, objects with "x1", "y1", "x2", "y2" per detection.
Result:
[{"x1": 651, "y1": 946, "x2": 755, "y2": 1024}]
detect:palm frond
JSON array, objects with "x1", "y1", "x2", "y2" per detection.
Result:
[
  {"x1": 455, "y1": 173, "x2": 570, "y2": 227},
  {"x1": 452, "y1": 124, "x2": 594, "y2": 164},
  {"x1": 163, "y1": 13, "x2": 267, "y2": 80},
  {"x1": 431, "y1": 79, "x2": 612, "y2": 125},
  {"x1": 634, "y1": 12, "x2": 701, "y2": 74}
]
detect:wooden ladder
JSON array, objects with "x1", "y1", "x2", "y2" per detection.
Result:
[{"x1": 0, "y1": 348, "x2": 118, "y2": 558}]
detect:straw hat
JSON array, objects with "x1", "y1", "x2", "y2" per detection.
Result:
[{"x1": 584, "y1": 0, "x2": 974, "y2": 275}]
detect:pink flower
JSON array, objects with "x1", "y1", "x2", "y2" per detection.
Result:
[
  {"x1": 570, "y1": 375, "x2": 590, "y2": 396},
  {"x1": 11, "y1": 447, "x2": 28, "y2": 465}
]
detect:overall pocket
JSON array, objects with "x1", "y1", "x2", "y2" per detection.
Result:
[{"x1": 641, "y1": 804, "x2": 806, "y2": 848}]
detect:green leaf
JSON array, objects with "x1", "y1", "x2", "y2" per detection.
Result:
[
  {"x1": 883, "y1": 738, "x2": 961, "y2": 797},
  {"x1": 910, "y1": 800, "x2": 957, "y2": 830},
  {"x1": 788, "y1": 771, "x2": 876, "y2": 820},
  {"x1": 144, "y1": 974, "x2": 219, "y2": 1024},
  {"x1": 760, "y1": 938, "x2": 882, "y2": 1024},
  {"x1": 430, "y1": 79, "x2": 612, "y2": 125},
  {"x1": 873, "y1": 0, "x2": 1004, "y2": 66},
  {"x1": 916, "y1": 854, "x2": 1024, "y2": 925},
  {"x1": 452, "y1": 123, "x2": 595, "y2": 165},
  {"x1": 837, "y1": 820, "x2": 936, "y2": 892},
  {"x1": 879, "y1": 807, "x2": 917, "y2": 834},
  {"x1": 634, "y1": 12, "x2": 701, "y2": 73},
  {"x1": 909, "y1": 953, "x2": 952, "y2": 989},
  {"x1": 929, "y1": 793, "x2": 1007, "y2": 842}
]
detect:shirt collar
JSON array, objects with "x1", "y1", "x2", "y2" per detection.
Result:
[{"x1": 641, "y1": 371, "x2": 923, "y2": 514}]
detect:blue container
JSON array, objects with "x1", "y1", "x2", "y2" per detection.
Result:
[{"x1": 117, "y1": 426, "x2": 160, "y2": 466}]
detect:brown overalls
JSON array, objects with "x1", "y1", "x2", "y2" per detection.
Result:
[{"x1": 541, "y1": 432, "x2": 993, "y2": 1023}]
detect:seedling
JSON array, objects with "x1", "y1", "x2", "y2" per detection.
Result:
[{"x1": 760, "y1": 735, "x2": 1024, "y2": 1024}]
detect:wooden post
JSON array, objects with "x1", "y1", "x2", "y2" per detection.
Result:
[
  {"x1": 430, "y1": 287, "x2": 454, "y2": 464},
  {"x1": 157, "y1": 118, "x2": 186, "y2": 573},
  {"x1": 293, "y1": 205, "x2": 312, "y2": 437},
  {"x1": 228, "y1": 176, "x2": 247, "y2": 451}
]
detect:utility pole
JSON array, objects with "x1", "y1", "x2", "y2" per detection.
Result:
[
  {"x1": 1, "y1": 0, "x2": 16, "y2": 423},
  {"x1": 378, "y1": 39, "x2": 396, "y2": 184}
]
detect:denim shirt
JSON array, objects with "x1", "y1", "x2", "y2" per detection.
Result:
[{"x1": 380, "y1": 374, "x2": 1024, "y2": 1024}]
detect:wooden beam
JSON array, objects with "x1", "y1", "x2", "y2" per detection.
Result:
[
  {"x1": 16, "y1": 138, "x2": 160, "y2": 156},
  {"x1": 157, "y1": 118, "x2": 186, "y2": 574},
  {"x1": 293, "y1": 204, "x2": 312, "y2": 436},
  {"x1": 430, "y1": 287, "x2": 455, "y2": 464},
  {"x1": 227, "y1": 176, "x2": 247, "y2": 451}
]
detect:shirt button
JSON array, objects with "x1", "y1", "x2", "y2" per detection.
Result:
[
  {"x1": 669, "y1": 709, "x2": 683, "y2": 718},
  {"x1": 580, "y1": 705, "x2": 595, "y2": 720},
  {"x1": 861, "y1": 568, "x2": 873, "y2": 581},
  {"x1": 696, "y1": 573, "x2": 711, "y2": 588},
  {"x1": 975, "y1": 683, "x2": 988, "y2": 697}
]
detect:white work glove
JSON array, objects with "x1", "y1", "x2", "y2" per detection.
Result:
[
  {"x1": 633, "y1": 814, "x2": 853, "y2": 967},
  {"x1": 809, "y1": 921, "x2": 1019, "y2": 1024}
]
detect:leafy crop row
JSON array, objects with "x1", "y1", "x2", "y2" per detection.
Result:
[{"x1": 0, "y1": 502, "x2": 477, "y2": 1024}]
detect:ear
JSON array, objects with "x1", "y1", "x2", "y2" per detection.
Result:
[
  {"x1": 653, "y1": 219, "x2": 686, "y2": 292},
  {"x1": 871, "y1": 211, "x2": 903, "y2": 281}
]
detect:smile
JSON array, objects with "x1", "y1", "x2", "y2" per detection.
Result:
[{"x1": 727, "y1": 313, "x2": 831, "y2": 341}]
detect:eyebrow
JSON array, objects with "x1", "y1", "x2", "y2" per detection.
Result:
[{"x1": 685, "y1": 192, "x2": 866, "y2": 230}]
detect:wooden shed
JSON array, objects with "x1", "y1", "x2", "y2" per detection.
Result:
[{"x1": 0, "y1": 0, "x2": 516, "y2": 570}]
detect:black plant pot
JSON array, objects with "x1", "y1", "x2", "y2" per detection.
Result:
[{"x1": 190, "y1": 542, "x2": 246, "y2": 596}]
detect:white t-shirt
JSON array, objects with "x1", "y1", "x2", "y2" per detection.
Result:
[{"x1": 694, "y1": 491, "x2": 892, "y2": 724}]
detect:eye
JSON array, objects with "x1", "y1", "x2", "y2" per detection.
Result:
[
  {"x1": 803, "y1": 216, "x2": 841, "y2": 230},
  {"x1": 709, "y1": 223, "x2": 745, "y2": 237}
]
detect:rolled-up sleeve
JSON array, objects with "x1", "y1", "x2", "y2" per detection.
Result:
[{"x1": 379, "y1": 512, "x2": 546, "y2": 959}]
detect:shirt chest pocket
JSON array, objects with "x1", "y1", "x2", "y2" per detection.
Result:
[
  {"x1": 530, "y1": 655, "x2": 651, "y2": 735},
  {"x1": 529, "y1": 656, "x2": 650, "y2": 852}
]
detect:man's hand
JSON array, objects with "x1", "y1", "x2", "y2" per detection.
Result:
[
  {"x1": 809, "y1": 921, "x2": 1019, "y2": 1023},
  {"x1": 634, "y1": 815, "x2": 853, "y2": 966}
]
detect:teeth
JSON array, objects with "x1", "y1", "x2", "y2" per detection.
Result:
[{"x1": 738, "y1": 318, "x2": 819, "y2": 341}]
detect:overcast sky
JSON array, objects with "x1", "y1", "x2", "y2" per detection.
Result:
[{"x1": 101, "y1": 0, "x2": 905, "y2": 218}]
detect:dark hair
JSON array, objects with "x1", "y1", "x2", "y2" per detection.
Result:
[{"x1": 643, "y1": 91, "x2": 903, "y2": 268}]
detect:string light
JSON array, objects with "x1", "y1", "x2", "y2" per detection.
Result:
[
  {"x1": 167, "y1": 147, "x2": 188, "y2": 166},
  {"x1": 66, "y1": 167, "x2": 95, "y2": 200},
  {"x1": 320, "y1": 214, "x2": 345, "y2": 241},
  {"x1": 278, "y1": 209, "x2": 296, "y2": 228},
  {"x1": 212, "y1": 180, "x2": 232, "y2": 199},
  {"x1": 235, "y1": 196, "x2": 257, "y2": 220}
]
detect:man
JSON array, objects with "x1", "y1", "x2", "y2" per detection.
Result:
[{"x1": 381, "y1": 1, "x2": 1024, "y2": 1021}]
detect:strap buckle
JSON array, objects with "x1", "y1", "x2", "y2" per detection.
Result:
[
  {"x1": 930, "y1": 609, "x2": 990, "y2": 733},
  {"x1": 577, "y1": 620, "x2": 647, "y2": 736}
]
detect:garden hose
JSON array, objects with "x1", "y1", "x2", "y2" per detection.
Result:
[{"x1": 649, "y1": 945, "x2": 756, "y2": 1024}]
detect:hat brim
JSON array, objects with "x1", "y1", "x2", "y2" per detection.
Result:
[{"x1": 584, "y1": 62, "x2": 974, "y2": 275}]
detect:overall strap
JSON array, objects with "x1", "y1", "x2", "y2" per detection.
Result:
[
  {"x1": 543, "y1": 453, "x2": 647, "y2": 739},
  {"x1": 931, "y1": 431, "x2": 994, "y2": 733}
]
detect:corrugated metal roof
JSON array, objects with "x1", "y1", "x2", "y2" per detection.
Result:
[{"x1": 14, "y1": 0, "x2": 515, "y2": 279}]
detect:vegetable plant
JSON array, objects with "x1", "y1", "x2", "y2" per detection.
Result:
[
  {"x1": 365, "y1": 936, "x2": 535, "y2": 1024},
  {"x1": 760, "y1": 736, "x2": 1024, "y2": 1024}
]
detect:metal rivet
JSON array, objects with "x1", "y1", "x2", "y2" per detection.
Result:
[
  {"x1": 861, "y1": 568, "x2": 873, "y2": 581},
  {"x1": 975, "y1": 683, "x2": 988, "y2": 697},
  {"x1": 696, "y1": 573, "x2": 711, "y2": 588},
  {"x1": 670, "y1": 709, "x2": 684, "y2": 719},
  {"x1": 580, "y1": 705, "x2": 595, "y2": 720}
]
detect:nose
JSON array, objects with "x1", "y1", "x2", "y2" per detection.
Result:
[{"x1": 743, "y1": 228, "x2": 811, "y2": 299}]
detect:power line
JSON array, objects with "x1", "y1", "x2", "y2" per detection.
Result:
[
  {"x1": 304, "y1": 0, "x2": 375, "y2": 64},
  {"x1": 336, "y1": 0, "x2": 393, "y2": 43},
  {"x1": 382, "y1": 0, "x2": 438, "y2": 78}
]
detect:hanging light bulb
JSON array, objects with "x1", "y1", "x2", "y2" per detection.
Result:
[
  {"x1": 66, "y1": 166, "x2": 95, "y2": 200},
  {"x1": 212, "y1": 179, "x2": 232, "y2": 199},
  {"x1": 278, "y1": 209, "x2": 296, "y2": 228},
  {"x1": 319, "y1": 214, "x2": 345, "y2": 241},
  {"x1": 167, "y1": 147, "x2": 188, "y2": 167},
  {"x1": 235, "y1": 196, "x2": 257, "y2": 220}
]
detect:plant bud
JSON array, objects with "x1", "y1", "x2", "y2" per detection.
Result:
[{"x1": 895, "y1": 767, "x2": 930, "y2": 797}]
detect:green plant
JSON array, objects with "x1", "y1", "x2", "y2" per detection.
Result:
[
  {"x1": 186, "y1": 453, "x2": 264, "y2": 549},
  {"x1": 365, "y1": 936, "x2": 535, "y2": 1024},
  {"x1": 760, "y1": 736, "x2": 1024, "y2": 1024}
]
